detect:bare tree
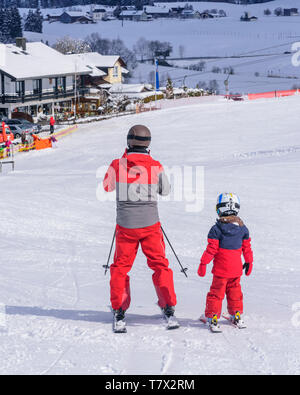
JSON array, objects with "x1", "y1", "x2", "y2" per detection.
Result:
[
  {"x1": 178, "y1": 44, "x2": 185, "y2": 59},
  {"x1": 53, "y1": 36, "x2": 91, "y2": 54},
  {"x1": 133, "y1": 37, "x2": 151, "y2": 61}
]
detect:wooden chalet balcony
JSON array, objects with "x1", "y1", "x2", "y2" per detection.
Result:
[{"x1": 0, "y1": 87, "x2": 88, "y2": 104}]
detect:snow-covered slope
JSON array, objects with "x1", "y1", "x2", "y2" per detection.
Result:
[{"x1": 0, "y1": 95, "x2": 299, "y2": 374}]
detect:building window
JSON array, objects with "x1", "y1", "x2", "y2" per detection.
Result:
[
  {"x1": 15, "y1": 81, "x2": 25, "y2": 96},
  {"x1": 33, "y1": 79, "x2": 42, "y2": 95},
  {"x1": 113, "y1": 66, "x2": 119, "y2": 78},
  {"x1": 55, "y1": 77, "x2": 66, "y2": 92}
]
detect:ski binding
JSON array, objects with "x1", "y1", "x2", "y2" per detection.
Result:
[
  {"x1": 222, "y1": 312, "x2": 247, "y2": 329},
  {"x1": 200, "y1": 314, "x2": 222, "y2": 333}
]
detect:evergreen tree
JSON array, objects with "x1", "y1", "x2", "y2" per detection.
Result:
[
  {"x1": 9, "y1": 7, "x2": 23, "y2": 39},
  {"x1": 0, "y1": 8, "x2": 15, "y2": 43},
  {"x1": 24, "y1": 8, "x2": 43, "y2": 33},
  {"x1": 166, "y1": 77, "x2": 174, "y2": 99}
]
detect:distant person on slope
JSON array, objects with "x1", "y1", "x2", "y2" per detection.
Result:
[
  {"x1": 103, "y1": 125, "x2": 178, "y2": 332},
  {"x1": 49, "y1": 116, "x2": 55, "y2": 134},
  {"x1": 198, "y1": 193, "x2": 253, "y2": 332}
]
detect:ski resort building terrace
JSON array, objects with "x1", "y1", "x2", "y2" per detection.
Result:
[{"x1": 0, "y1": 39, "x2": 91, "y2": 118}]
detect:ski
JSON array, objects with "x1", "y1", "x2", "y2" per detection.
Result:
[
  {"x1": 200, "y1": 314, "x2": 222, "y2": 333},
  {"x1": 113, "y1": 318, "x2": 127, "y2": 333},
  {"x1": 164, "y1": 314, "x2": 180, "y2": 330},
  {"x1": 160, "y1": 305, "x2": 180, "y2": 330},
  {"x1": 222, "y1": 312, "x2": 247, "y2": 329}
]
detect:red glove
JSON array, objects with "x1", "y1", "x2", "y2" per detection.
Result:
[
  {"x1": 243, "y1": 262, "x2": 253, "y2": 276},
  {"x1": 198, "y1": 264, "x2": 207, "y2": 277}
]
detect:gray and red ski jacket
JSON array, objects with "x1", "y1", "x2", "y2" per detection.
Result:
[{"x1": 103, "y1": 149, "x2": 170, "y2": 229}]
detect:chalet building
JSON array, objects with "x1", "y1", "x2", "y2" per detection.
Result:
[
  {"x1": 200, "y1": 12, "x2": 215, "y2": 19},
  {"x1": 283, "y1": 8, "x2": 299, "y2": 16},
  {"x1": 170, "y1": 7, "x2": 185, "y2": 16},
  {"x1": 119, "y1": 10, "x2": 150, "y2": 21},
  {"x1": 0, "y1": 39, "x2": 128, "y2": 118},
  {"x1": 180, "y1": 9, "x2": 201, "y2": 19},
  {"x1": 0, "y1": 39, "x2": 91, "y2": 118},
  {"x1": 59, "y1": 11, "x2": 93, "y2": 24},
  {"x1": 109, "y1": 83, "x2": 157, "y2": 100},
  {"x1": 240, "y1": 12, "x2": 258, "y2": 21},
  {"x1": 143, "y1": 6, "x2": 171, "y2": 19},
  {"x1": 91, "y1": 8, "x2": 107, "y2": 21},
  {"x1": 46, "y1": 11, "x2": 62, "y2": 22},
  {"x1": 65, "y1": 52, "x2": 129, "y2": 114}
]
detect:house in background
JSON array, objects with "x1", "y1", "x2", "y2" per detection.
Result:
[
  {"x1": 181, "y1": 9, "x2": 201, "y2": 19},
  {"x1": 46, "y1": 11, "x2": 62, "y2": 22},
  {"x1": 283, "y1": 8, "x2": 299, "y2": 16},
  {"x1": 240, "y1": 12, "x2": 258, "y2": 21},
  {"x1": 143, "y1": 6, "x2": 171, "y2": 19},
  {"x1": 200, "y1": 12, "x2": 215, "y2": 19},
  {"x1": 109, "y1": 83, "x2": 157, "y2": 100},
  {"x1": 91, "y1": 8, "x2": 107, "y2": 21},
  {"x1": 59, "y1": 11, "x2": 93, "y2": 24},
  {"x1": 0, "y1": 39, "x2": 91, "y2": 119},
  {"x1": 119, "y1": 10, "x2": 150, "y2": 21}
]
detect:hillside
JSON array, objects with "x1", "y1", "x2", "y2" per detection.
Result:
[
  {"x1": 0, "y1": 95, "x2": 299, "y2": 374},
  {"x1": 22, "y1": 0, "x2": 300, "y2": 93}
]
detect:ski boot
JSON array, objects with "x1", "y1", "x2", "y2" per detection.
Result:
[
  {"x1": 230, "y1": 311, "x2": 246, "y2": 329},
  {"x1": 200, "y1": 314, "x2": 222, "y2": 333},
  {"x1": 208, "y1": 314, "x2": 222, "y2": 333},
  {"x1": 161, "y1": 305, "x2": 180, "y2": 330},
  {"x1": 113, "y1": 308, "x2": 127, "y2": 333}
]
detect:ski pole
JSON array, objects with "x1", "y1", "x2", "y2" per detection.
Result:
[
  {"x1": 161, "y1": 226, "x2": 188, "y2": 277},
  {"x1": 103, "y1": 229, "x2": 116, "y2": 276}
]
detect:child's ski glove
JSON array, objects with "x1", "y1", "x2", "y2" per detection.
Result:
[
  {"x1": 243, "y1": 262, "x2": 253, "y2": 276},
  {"x1": 198, "y1": 264, "x2": 207, "y2": 277}
]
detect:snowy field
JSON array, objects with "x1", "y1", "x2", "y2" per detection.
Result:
[
  {"x1": 0, "y1": 95, "x2": 299, "y2": 375},
  {"x1": 22, "y1": 0, "x2": 300, "y2": 93}
]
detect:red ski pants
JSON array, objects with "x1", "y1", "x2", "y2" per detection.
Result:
[
  {"x1": 110, "y1": 222, "x2": 177, "y2": 311},
  {"x1": 205, "y1": 275, "x2": 243, "y2": 318}
]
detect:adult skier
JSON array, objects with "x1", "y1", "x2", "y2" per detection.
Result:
[{"x1": 103, "y1": 125, "x2": 178, "y2": 332}]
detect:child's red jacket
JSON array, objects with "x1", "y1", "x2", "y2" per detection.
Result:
[{"x1": 200, "y1": 216, "x2": 253, "y2": 278}]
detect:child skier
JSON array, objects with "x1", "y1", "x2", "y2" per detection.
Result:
[
  {"x1": 103, "y1": 125, "x2": 178, "y2": 333},
  {"x1": 198, "y1": 193, "x2": 253, "y2": 332}
]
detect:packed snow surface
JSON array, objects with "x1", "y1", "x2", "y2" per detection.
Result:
[{"x1": 0, "y1": 95, "x2": 300, "y2": 374}]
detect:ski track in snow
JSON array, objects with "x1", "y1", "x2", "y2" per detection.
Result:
[{"x1": 0, "y1": 95, "x2": 300, "y2": 374}]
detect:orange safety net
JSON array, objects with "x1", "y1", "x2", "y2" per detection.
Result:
[{"x1": 32, "y1": 134, "x2": 52, "y2": 150}]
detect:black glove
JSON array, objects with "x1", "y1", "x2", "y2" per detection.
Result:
[{"x1": 243, "y1": 262, "x2": 253, "y2": 276}]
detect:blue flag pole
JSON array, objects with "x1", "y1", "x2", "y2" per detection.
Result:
[
  {"x1": 155, "y1": 59, "x2": 160, "y2": 92},
  {"x1": 155, "y1": 59, "x2": 159, "y2": 107}
]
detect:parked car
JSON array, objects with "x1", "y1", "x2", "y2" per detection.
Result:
[
  {"x1": 4, "y1": 119, "x2": 41, "y2": 134},
  {"x1": 6, "y1": 125, "x2": 26, "y2": 139}
]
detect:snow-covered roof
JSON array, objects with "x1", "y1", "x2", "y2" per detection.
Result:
[
  {"x1": 62, "y1": 11, "x2": 87, "y2": 17},
  {"x1": 120, "y1": 10, "x2": 139, "y2": 16},
  {"x1": 67, "y1": 52, "x2": 126, "y2": 71},
  {"x1": 66, "y1": 53, "x2": 107, "y2": 77},
  {"x1": 0, "y1": 42, "x2": 91, "y2": 80},
  {"x1": 144, "y1": 6, "x2": 170, "y2": 14},
  {"x1": 93, "y1": 8, "x2": 106, "y2": 13},
  {"x1": 109, "y1": 83, "x2": 153, "y2": 94}
]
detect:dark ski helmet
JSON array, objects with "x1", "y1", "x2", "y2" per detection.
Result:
[{"x1": 127, "y1": 125, "x2": 151, "y2": 148}]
